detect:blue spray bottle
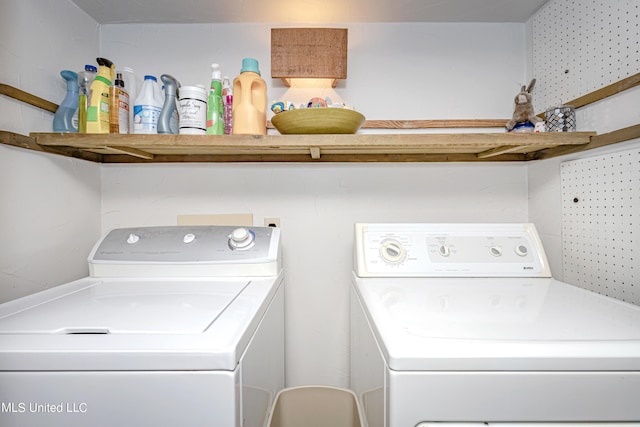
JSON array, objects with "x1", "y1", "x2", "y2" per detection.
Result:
[{"x1": 53, "y1": 70, "x2": 79, "y2": 132}]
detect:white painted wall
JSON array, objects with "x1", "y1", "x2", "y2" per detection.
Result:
[{"x1": 0, "y1": 0, "x2": 102, "y2": 302}]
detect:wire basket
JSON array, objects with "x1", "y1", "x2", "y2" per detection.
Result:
[{"x1": 544, "y1": 105, "x2": 576, "y2": 132}]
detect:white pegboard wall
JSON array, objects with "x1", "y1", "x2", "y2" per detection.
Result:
[
  {"x1": 533, "y1": 0, "x2": 640, "y2": 113},
  {"x1": 561, "y1": 148, "x2": 640, "y2": 305}
]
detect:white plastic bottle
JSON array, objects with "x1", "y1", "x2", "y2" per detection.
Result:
[
  {"x1": 133, "y1": 75, "x2": 162, "y2": 134},
  {"x1": 119, "y1": 67, "x2": 137, "y2": 133}
]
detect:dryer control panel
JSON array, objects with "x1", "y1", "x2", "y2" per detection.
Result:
[
  {"x1": 89, "y1": 225, "x2": 281, "y2": 278},
  {"x1": 354, "y1": 223, "x2": 551, "y2": 278}
]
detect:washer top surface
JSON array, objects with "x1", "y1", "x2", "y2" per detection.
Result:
[
  {"x1": 0, "y1": 279, "x2": 248, "y2": 334},
  {"x1": 0, "y1": 225, "x2": 283, "y2": 372},
  {"x1": 352, "y1": 223, "x2": 640, "y2": 371}
]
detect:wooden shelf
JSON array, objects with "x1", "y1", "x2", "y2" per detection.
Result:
[
  {"x1": 0, "y1": 131, "x2": 600, "y2": 163},
  {"x1": 2, "y1": 73, "x2": 639, "y2": 163}
]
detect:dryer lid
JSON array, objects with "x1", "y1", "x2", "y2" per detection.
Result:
[
  {"x1": 0, "y1": 279, "x2": 249, "y2": 334},
  {"x1": 385, "y1": 278, "x2": 640, "y2": 341},
  {"x1": 353, "y1": 276, "x2": 640, "y2": 371}
]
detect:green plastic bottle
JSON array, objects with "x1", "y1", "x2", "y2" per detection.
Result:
[{"x1": 206, "y1": 64, "x2": 224, "y2": 135}]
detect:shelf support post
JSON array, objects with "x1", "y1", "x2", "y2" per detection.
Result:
[{"x1": 310, "y1": 147, "x2": 321, "y2": 159}]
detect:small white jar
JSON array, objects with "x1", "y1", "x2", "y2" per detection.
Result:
[{"x1": 178, "y1": 85, "x2": 208, "y2": 135}]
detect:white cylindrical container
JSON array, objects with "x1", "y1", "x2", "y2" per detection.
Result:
[{"x1": 179, "y1": 85, "x2": 208, "y2": 135}]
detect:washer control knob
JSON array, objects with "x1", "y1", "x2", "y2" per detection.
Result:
[
  {"x1": 490, "y1": 246, "x2": 502, "y2": 257},
  {"x1": 515, "y1": 244, "x2": 528, "y2": 257},
  {"x1": 380, "y1": 240, "x2": 405, "y2": 263},
  {"x1": 126, "y1": 233, "x2": 140, "y2": 244},
  {"x1": 183, "y1": 233, "x2": 196, "y2": 244},
  {"x1": 229, "y1": 227, "x2": 255, "y2": 250},
  {"x1": 438, "y1": 244, "x2": 451, "y2": 257}
]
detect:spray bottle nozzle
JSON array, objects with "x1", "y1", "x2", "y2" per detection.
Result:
[{"x1": 96, "y1": 57, "x2": 113, "y2": 68}]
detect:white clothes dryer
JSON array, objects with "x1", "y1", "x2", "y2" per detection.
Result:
[
  {"x1": 350, "y1": 223, "x2": 640, "y2": 427},
  {"x1": 0, "y1": 225, "x2": 284, "y2": 427}
]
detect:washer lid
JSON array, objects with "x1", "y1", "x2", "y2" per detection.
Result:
[
  {"x1": 0, "y1": 279, "x2": 248, "y2": 334},
  {"x1": 0, "y1": 275, "x2": 282, "y2": 371},
  {"x1": 353, "y1": 276, "x2": 640, "y2": 371}
]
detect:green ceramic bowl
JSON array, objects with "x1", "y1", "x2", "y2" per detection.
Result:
[{"x1": 271, "y1": 108, "x2": 366, "y2": 134}]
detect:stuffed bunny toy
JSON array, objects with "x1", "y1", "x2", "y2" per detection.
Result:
[{"x1": 506, "y1": 79, "x2": 542, "y2": 131}]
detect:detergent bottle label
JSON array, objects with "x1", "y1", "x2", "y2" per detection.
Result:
[{"x1": 133, "y1": 105, "x2": 161, "y2": 133}]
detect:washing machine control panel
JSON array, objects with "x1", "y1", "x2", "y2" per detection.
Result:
[
  {"x1": 354, "y1": 223, "x2": 551, "y2": 277},
  {"x1": 88, "y1": 225, "x2": 281, "y2": 277}
]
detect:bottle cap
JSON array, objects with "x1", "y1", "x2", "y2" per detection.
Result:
[
  {"x1": 240, "y1": 58, "x2": 261, "y2": 75},
  {"x1": 144, "y1": 75, "x2": 157, "y2": 82},
  {"x1": 211, "y1": 64, "x2": 222, "y2": 80},
  {"x1": 222, "y1": 76, "x2": 232, "y2": 96},
  {"x1": 85, "y1": 65, "x2": 97, "y2": 73},
  {"x1": 115, "y1": 73, "x2": 125, "y2": 88}
]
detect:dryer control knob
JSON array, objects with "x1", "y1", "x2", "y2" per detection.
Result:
[
  {"x1": 380, "y1": 239, "x2": 405, "y2": 263},
  {"x1": 126, "y1": 233, "x2": 140, "y2": 244},
  {"x1": 229, "y1": 228, "x2": 255, "y2": 250},
  {"x1": 515, "y1": 244, "x2": 528, "y2": 257},
  {"x1": 438, "y1": 244, "x2": 451, "y2": 257},
  {"x1": 183, "y1": 233, "x2": 196, "y2": 244},
  {"x1": 490, "y1": 246, "x2": 502, "y2": 257}
]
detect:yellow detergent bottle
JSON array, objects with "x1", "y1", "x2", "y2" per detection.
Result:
[{"x1": 86, "y1": 57, "x2": 115, "y2": 133}]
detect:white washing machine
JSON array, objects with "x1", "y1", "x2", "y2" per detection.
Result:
[
  {"x1": 350, "y1": 223, "x2": 640, "y2": 427},
  {"x1": 0, "y1": 225, "x2": 284, "y2": 427}
]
